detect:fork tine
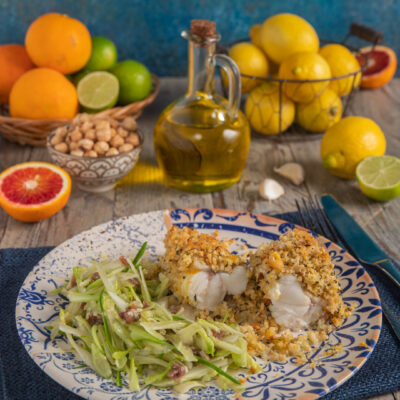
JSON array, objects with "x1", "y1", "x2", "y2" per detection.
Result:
[
  {"x1": 314, "y1": 195, "x2": 342, "y2": 244},
  {"x1": 301, "y1": 197, "x2": 318, "y2": 232},
  {"x1": 307, "y1": 195, "x2": 329, "y2": 237},
  {"x1": 295, "y1": 199, "x2": 308, "y2": 228}
]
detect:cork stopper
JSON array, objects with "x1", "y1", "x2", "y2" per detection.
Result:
[{"x1": 190, "y1": 19, "x2": 216, "y2": 39}]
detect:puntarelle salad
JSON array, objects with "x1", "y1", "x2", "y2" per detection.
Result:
[
  {"x1": 51, "y1": 242, "x2": 261, "y2": 393},
  {"x1": 51, "y1": 225, "x2": 350, "y2": 393}
]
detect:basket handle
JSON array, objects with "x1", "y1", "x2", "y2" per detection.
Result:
[{"x1": 349, "y1": 23, "x2": 384, "y2": 45}]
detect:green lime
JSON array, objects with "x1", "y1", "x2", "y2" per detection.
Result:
[
  {"x1": 110, "y1": 60, "x2": 152, "y2": 105},
  {"x1": 77, "y1": 71, "x2": 119, "y2": 112},
  {"x1": 356, "y1": 155, "x2": 400, "y2": 201},
  {"x1": 85, "y1": 36, "x2": 118, "y2": 71},
  {"x1": 71, "y1": 70, "x2": 91, "y2": 86}
]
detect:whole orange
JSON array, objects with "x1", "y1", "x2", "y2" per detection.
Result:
[
  {"x1": 10, "y1": 68, "x2": 79, "y2": 120},
  {"x1": 25, "y1": 13, "x2": 91, "y2": 74},
  {"x1": 0, "y1": 44, "x2": 35, "y2": 104}
]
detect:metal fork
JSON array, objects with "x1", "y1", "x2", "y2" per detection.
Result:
[{"x1": 295, "y1": 194, "x2": 400, "y2": 342}]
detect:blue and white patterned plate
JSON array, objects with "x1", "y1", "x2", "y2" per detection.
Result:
[{"x1": 16, "y1": 208, "x2": 382, "y2": 400}]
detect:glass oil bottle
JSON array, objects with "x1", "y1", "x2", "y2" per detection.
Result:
[{"x1": 153, "y1": 19, "x2": 250, "y2": 192}]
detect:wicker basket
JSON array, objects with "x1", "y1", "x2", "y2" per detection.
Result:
[{"x1": 0, "y1": 74, "x2": 160, "y2": 147}]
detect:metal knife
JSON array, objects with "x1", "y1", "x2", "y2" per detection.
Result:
[{"x1": 321, "y1": 194, "x2": 400, "y2": 289}]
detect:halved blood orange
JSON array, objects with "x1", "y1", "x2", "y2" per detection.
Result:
[
  {"x1": 357, "y1": 45, "x2": 397, "y2": 89},
  {"x1": 0, "y1": 162, "x2": 71, "y2": 222}
]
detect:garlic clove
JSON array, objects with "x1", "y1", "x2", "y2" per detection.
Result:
[
  {"x1": 259, "y1": 179, "x2": 285, "y2": 200},
  {"x1": 273, "y1": 162, "x2": 305, "y2": 185}
]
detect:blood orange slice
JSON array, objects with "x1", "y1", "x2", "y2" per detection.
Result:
[
  {"x1": 0, "y1": 162, "x2": 71, "y2": 222},
  {"x1": 357, "y1": 45, "x2": 397, "y2": 89}
]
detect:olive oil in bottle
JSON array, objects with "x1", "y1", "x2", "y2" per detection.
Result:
[{"x1": 153, "y1": 20, "x2": 250, "y2": 192}]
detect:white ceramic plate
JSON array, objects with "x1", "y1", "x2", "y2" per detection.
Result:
[{"x1": 16, "y1": 208, "x2": 382, "y2": 400}]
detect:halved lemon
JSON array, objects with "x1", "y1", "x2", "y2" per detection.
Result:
[{"x1": 0, "y1": 162, "x2": 71, "y2": 222}]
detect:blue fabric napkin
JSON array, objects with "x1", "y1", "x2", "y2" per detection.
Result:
[{"x1": 0, "y1": 212, "x2": 399, "y2": 400}]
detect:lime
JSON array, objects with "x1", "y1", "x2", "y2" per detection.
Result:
[
  {"x1": 356, "y1": 155, "x2": 400, "y2": 201},
  {"x1": 85, "y1": 36, "x2": 118, "y2": 71},
  {"x1": 110, "y1": 60, "x2": 152, "y2": 105},
  {"x1": 71, "y1": 69, "x2": 90, "y2": 86},
  {"x1": 77, "y1": 71, "x2": 119, "y2": 112}
]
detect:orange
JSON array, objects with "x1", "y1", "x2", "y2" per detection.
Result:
[
  {"x1": 356, "y1": 45, "x2": 397, "y2": 89},
  {"x1": 10, "y1": 68, "x2": 78, "y2": 120},
  {"x1": 0, "y1": 44, "x2": 35, "y2": 104},
  {"x1": 0, "y1": 162, "x2": 71, "y2": 222},
  {"x1": 25, "y1": 13, "x2": 91, "y2": 74}
]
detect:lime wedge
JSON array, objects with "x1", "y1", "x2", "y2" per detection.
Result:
[
  {"x1": 77, "y1": 71, "x2": 119, "y2": 112},
  {"x1": 356, "y1": 155, "x2": 400, "y2": 201}
]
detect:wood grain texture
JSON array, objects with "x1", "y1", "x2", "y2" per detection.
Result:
[{"x1": 0, "y1": 77, "x2": 399, "y2": 399}]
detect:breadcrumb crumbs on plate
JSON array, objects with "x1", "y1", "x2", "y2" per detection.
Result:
[{"x1": 161, "y1": 226, "x2": 352, "y2": 365}]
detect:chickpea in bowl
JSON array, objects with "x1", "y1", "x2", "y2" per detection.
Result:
[{"x1": 47, "y1": 114, "x2": 143, "y2": 193}]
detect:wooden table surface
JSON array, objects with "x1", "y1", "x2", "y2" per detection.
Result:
[{"x1": 0, "y1": 77, "x2": 399, "y2": 400}]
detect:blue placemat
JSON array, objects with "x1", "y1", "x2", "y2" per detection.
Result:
[{"x1": 0, "y1": 212, "x2": 399, "y2": 400}]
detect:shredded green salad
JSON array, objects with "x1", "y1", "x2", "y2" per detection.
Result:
[{"x1": 50, "y1": 242, "x2": 261, "y2": 393}]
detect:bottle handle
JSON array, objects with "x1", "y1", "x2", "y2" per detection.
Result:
[{"x1": 213, "y1": 54, "x2": 241, "y2": 120}]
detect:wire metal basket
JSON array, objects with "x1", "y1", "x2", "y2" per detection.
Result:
[{"x1": 219, "y1": 23, "x2": 384, "y2": 141}]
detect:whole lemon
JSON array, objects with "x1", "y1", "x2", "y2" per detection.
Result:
[
  {"x1": 296, "y1": 89, "x2": 342, "y2": 132},
  {"x1": 279, "y1": 52, "x2": 331, "y2": 103},
  {"x1": 228, "y1": 43, "x2": 269, "y2": 93},
  {"x1": 25, "y1": 13, "x2": 91, "y2": 74},
  {"x1": 245, "y1": 82, "x2": 295, "y2": 135},
  {"x1": 321, "y1": 116, "x2": 386, "y2": 179},
  {"x1": 249, "y1": 25, "x2": 263, "y2": 48},
  {"x1": 10, "y1": 68, "x2": 78, "y2": 120},
  {"x1": 260, "y1": 13, "x2": 319, "y2": 64},
  {"x1": 319, "y1": 44, "x2": 361, "y2": 96}
]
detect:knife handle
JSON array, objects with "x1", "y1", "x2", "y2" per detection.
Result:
[{"x1": 375, "y1": 259, "x2": 400, "y2": 289}]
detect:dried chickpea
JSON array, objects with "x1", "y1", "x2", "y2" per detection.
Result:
[
  {"x1": 85, "y1": 129, "x2": 96, "y2": 140},
  {"x1": 96, "y1": 128, "x2": 111, "y2": 142},
  {"x1": 118, "y1": 143, "x2": 134, "y2": 153},
  {"x1": 122, "y1": 117, "x2": 137, "y2": 131},
  {"x1": 117, "y1": 127, "x2": 129, "y2": 138},
  {"x1": 54, "y1": 142, "x2": 68, "y2": 153},
  {"x1": 69, "y1": 141, "x2": 79, "y2": 151},
  {"x1": 126, "y1": 133, "x2": 140, "y2": 147},
  {"x1": 78, "y1": 138, "x2": 94, "y2": 151},
  {"x1": 110, "y1": 119, "x2": 119, "y2": 128},
  {"x1": 94, "y1": 141, "x2": 109, "y2": 155},
  {"x1": 81, "y1": 121, "x2": 93, "y2": 132},
  {"x1": 96, "y1": 120, "x2": 110, "y2": 130},
  {"x1": 71, "y1": 149, "x2": 84, "y2": 157},
  {"x1": 50, "y1": 134, "x2": 63, "y2": 146},
  {"x1": 110, "y1": 134, "x2": 124, "y2": 148},
  {"x1": 55, "y1": 126, "x2": 67, "y2": 137},
  {"x1": 110, "y1": 128, "x2": 117, "y2": 138},
  {"x1": 84, "y1": 150, "x2": 98, "y2": 158},
  {"x1": 105, "y1": 147, "x2": 119, "y2": 156},
  {"x1": 70, "y1": 129, "x2": 83, "y2": 142}
]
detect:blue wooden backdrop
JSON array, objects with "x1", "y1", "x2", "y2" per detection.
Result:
[{"x1": 0, "y1": 0, "x2": 398, "y2": 76}]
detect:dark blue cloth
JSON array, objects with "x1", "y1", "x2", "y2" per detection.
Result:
[{"x1": 0, "y1": 212, "x2": 399, "y2": 400}]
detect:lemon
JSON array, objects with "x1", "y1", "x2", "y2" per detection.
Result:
[
  {"x1": 319, "y1": 44, "x2": 361, "y2": 96},
  {"x1": 249, "y1": 25, "x2": 263, "y2": 48},
  {"x1": 228, "y1": 42, "x2": 269, "y2": 93},
  {"x1": 245, "y1": 82, "x2": 295, "y2": 135},
  {"x1": 356, "y1": 155, "x2": 400, "y2": 201},
  {"x1": 321, "y1": 116, "x2": 386, "y2": 179},
  {"x1": 279, "y1": 52, "x2": 331, "y2": 103},
  {"x1": 296, "y1": 89, "x2": 342, "y2": 132},
  {"x1": 260, "y1": 13, "x2": 319, "y2": 64}
]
